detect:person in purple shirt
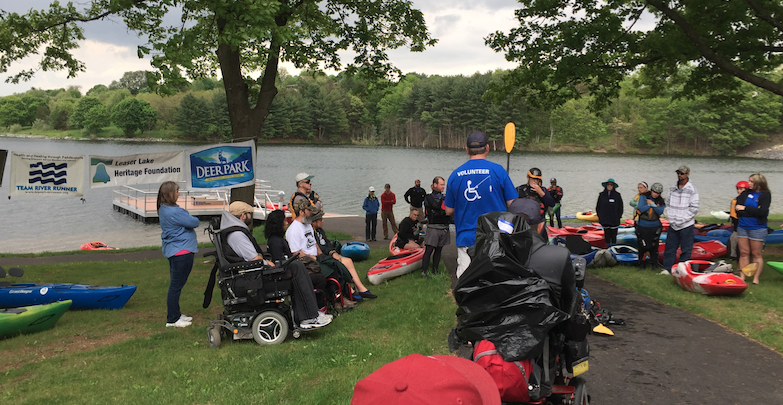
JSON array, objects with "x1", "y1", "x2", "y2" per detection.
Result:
[
  {"x1": 157, "y1": 181, "x2": 199, "y2": 328},
  {"x1": 445, "y1": 132, "x2": 517, "y2": 278}
]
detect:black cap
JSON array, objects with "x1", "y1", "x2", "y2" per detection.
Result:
[
  {"x1": 466, "y1": 132, "x2": 488, "y2": 148},
  {"x1": 508, "y1": 198, "x2": 542, "y2": 224}
]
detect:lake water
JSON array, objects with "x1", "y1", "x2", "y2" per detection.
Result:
[{"x1": 2, "y1": 137, "x2": 782, "y2": 253}]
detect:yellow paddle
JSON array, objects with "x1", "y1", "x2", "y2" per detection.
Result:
[
  {"x1": 740, "y1": 263, "x2": 758, "y2": 278},
  {"x1": 592, "y1": 323, "x2": 614, "y2": 336},
  {"x1": 504, "y1": 122, "x2": 515, "y2": 173}
]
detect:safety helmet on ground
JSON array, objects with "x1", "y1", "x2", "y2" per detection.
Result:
[{"x1": 736, "y1": 181, "x2": 749, "y2": 189}]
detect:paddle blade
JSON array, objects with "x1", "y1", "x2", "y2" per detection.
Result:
[
  {"x1": 8, "y1": 267, "x2": 24, "y2": 277},
  {"x1": 741, "y1": 263, "x2": 758, "y2": 278},
  {"x1": 504, "y1": 122, "x2": 516, "y2": 153},
  {"x1": 593, "y1": 324, "x2": 614, "y2": 336}
]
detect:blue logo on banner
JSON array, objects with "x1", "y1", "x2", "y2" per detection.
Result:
[
  {"x1": 190, "y1": 146, "x2": 254, "y2": 188},
  {"x1": 29, "y1": 162, "x2": 68, "y2": 185}
]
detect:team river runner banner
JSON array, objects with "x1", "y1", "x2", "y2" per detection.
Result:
[
  {"x1": 88, "y1": 151, "x2": 184, "y2": 188},
  {"x1": 8, "y1": 151, "x2": 86, "y2": 197},
  {"x1": 186, "y1": 140, "x2": 256, "y2": 189}
]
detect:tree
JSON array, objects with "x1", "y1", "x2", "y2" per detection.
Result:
[
  {"x1": 486, "y1": 0, "x2": 783, "y2": 110},
  {"x1": 68, "y1": 97, "x2": 104, "y2": 129},
  {"x1": 0, "y1": 97, "x2": 26, "y2": 128},
  {"x1": 1, "y1": 0, "x2": 435, "y2": 203},
  {"x1": 83, "y1": 104, "x2": 109, "y2": 134},
  {"x1": 175, "y1": 94, "x2": 213, "y2": 140},
  {"x1": 111, "y1": 97, "x2": 157, "y2": 137},
  {"x1": 109, "y1": 71, "x2": 151, "y2": 95},
  {"x1": 48, "y1": 99, "x2": 76, "y2": 130}
]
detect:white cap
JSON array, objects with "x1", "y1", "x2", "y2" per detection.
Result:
[
  {"x1": 295, "y1": 173, "x2": 313, "y2": 183},
  {"x1": 369, "y1": 186, "x2": 376, "y2": 192}
]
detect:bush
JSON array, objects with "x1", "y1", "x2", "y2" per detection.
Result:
[
  {"x1": 32, "y1": 118, "x2": 51, "y2": 131},
  {"x1": 8, "y1": 124, "x2": 22, "y2": 134}
]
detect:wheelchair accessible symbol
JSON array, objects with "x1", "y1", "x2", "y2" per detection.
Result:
[{"x1": 464, "y1": 176, "x2": 490, "y2": 201}]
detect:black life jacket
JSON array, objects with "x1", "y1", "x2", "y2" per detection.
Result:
[
  {"x1": 289, "y1": 191, "x2": 317, "y2": 213},
  {"x1": 219, "y1": 226, "x2": 264, "y2": 263},
  {"x1": 516, "y1": 184, "x2": 546, "y2": 216},
  {"x1": 637, "y1": 193, "x2": 664, "y2": 222},
  {"x1": 425, "y1": 192, "x2": 449, "y2": 225}
]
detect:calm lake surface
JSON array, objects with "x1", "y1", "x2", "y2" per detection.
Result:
[{"x1": 2, "y1": 137, "x2": 782, "y2": 253}]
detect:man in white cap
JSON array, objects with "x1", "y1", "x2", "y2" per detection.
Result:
[
  {"x1": 290, "y1": 172, "x2": 322, "y2": 215},
  {"x1": 362, "y1": 186, "x2": 380, "y2": 241}
]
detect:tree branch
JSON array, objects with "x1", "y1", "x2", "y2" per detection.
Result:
[
  {"x1": 647, "y1": 0, "x2": 783, "y2": 97},
  {"x1": 744, "y1": 0, "x2": 783, "y2": 32}
]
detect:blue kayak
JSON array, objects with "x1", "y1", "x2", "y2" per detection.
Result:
[
  {"x1": 570, "y1": 248, "x2": 600, "y2": 265},
  {"x1": 608, "y1": 245, "x2": 638, "y2": 263},
  {"x1": 339, "y1": 242, "x2": 370, "y2": 261},
  {"x1": 766, "y1": 230, "x2": 783, "y2": 244},
  {"x1": 0, "y1": 284, "x2": 137, "y2": 310},
  {"x1": 616, "y1": 233, "x2": 638, "y2": 247}
]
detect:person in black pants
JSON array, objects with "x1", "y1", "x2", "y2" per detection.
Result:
[
  {"x1": 362, "y1": 186, "x2": 380, "y2": 241},
  {"x1": 596, "y1": 178, "x2": 623, "y2": 246},
  {"x1": 404, "y1": 179, "x2": 427, "y2": 222},
  {"x1": 422, "y1": 176, "x2": 450, "y2": 278}
]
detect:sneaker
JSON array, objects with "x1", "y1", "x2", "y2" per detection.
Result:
[
  {"x1": 165, "y1": 319, "x2": 192, "y2": 328},
  {"x1": 300, "y1": 316, "x2": 330, "y2": 329},
  {"x1": 351, "y1": 293, "x2": 364, "y2": 301},
  {"x1": 334, "y1": 299, "x2": 358, "y2": 311},
  {"x1": 658, "y1": 270, "x2": 670, "y2": 275},
  {"x1": 179, "y1": 314, "x2": 193, "y2": 322},
  {"x1": 317, "y1": 312, "x2": 333, "y2": 324},
  {"x1": 358, "y1": 290, "x2": 377, "y2": 299}
]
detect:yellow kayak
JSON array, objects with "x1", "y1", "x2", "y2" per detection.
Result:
[{"x1": 576, "y1": 211, "x2": 599, "y2": 222}]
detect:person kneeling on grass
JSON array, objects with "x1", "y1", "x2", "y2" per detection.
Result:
[
  {"x1": 219, "y1": 202, "x2": 332, "y2": 330},
  {"x1": 396, "y1": 207, "x2": 425, "y2": 251},
  {"x1": 310, "y1": 208, "x2": 377, "y2": 301}
]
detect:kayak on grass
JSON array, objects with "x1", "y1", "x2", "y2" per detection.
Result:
[
  {"x1": 0, "y1": 284, "x2": 137, "y2": 310},
  {"x1": 0, "y1": 300, "x2": 72, "y2": 339},
  {"x1": 576, "y1": 211, "x2": 599, "y2": 222},
  {"x1": 670, "y1": 260, "x2": 747, "y2": 296},
  {"x1": 338, "y1": 242, "x2": 370, "y2": 261},
  {"x1": 608, "y1": 245, "x2": 638, "y2": 263},
  {"x1": 767, "y1": 261, "x2": 783, "y2": 275},
  {"x1": 657, "y1": 240, "x2": 727, "y2": 263},
  {"x1": 367, "y1": 249, "x2": 425, "y2": 285},
  {"x1": 80, "y1": 241, "x2": 118, "y2": 251}
]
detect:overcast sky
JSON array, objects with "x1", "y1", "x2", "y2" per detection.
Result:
[{"x1": 0, "y1": 1, "x2": 522, "y2": 96}]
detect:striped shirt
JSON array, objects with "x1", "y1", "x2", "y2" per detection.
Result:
[{"x1": 665, "y1": 181, "x2": 699, "y2": 231}]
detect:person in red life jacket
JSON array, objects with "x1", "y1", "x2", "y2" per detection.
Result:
[
  {"x1": 547, "y1": 177, "x2": 563, "y2": 228},
  {"x1": 380, "y1": 183, "x2": 399, "y2": 240},
  {"x1": 596, "y1": 178, "x2": 623, "y2": 246}
]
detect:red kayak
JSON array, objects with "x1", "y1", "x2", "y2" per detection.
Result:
[
  {"x1": 626, "y1": 218, "x2": 670, "y2": 232},
  {"x1": 548, "y1": 226, "x2": 607, "y2": 249},
  {"x1": 670, "y1": 260, "x2": 747, "y2": 296},
  {"x1": 80, "y1": 241, "x2": 118, "y2": 251},
  {"x1": 658, "y1": 240, "x2": 727, "y2": 263},
  {"x1": 367, "y1": 249, "x2": 425, "y2": 285}
]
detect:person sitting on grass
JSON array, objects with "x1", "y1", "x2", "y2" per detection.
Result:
[
  {"x1": 395, "y1": 207, "x2": 425, "y2": 251},
  {"x1": 309, "y1": 208, "x2": 377, "y2": 301},
  {"x1": 220, "y1": 202, "x2": 331, "y2": 330}
]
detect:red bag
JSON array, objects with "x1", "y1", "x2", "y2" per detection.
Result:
[{"x1": 473, "y1": 340, "x2": 533, "y2": 403}]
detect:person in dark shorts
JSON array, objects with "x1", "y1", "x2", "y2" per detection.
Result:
[
  {"x1": 396, "y1": 207, "x2": 424, "y2": 251},
  {"x1": 421, "y1": 176, "x2": 450, "y2": 278}
]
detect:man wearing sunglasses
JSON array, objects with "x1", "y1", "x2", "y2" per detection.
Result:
[
  {"x1": 290, "y1": 172, "x2": 322, "y2": 215},
  {"x1": 662, "y1": 165, "x2": 700, "y2": 274}
]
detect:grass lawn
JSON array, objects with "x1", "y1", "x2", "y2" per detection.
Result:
[{"x1": 0, "y1": 246, "x2": 454, "y2": 404}]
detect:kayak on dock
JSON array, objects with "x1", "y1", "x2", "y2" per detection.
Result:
[{"x1": 0, "y1": 300, "x2": 72, "y2": 339}]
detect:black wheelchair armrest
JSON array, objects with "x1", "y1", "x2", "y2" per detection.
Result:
[{"x1": 204, "y1": 251, "x2": 216, "y2": 258}]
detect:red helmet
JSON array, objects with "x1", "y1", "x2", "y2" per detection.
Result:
[{"x1": 736, "y1": 181, "x2": 749, "y2": 189}]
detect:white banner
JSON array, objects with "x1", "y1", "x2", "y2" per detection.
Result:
[
  {"x1": 9, "y1": 151, "x2": 85, "y2": 197},
  {"x1": 186, "y1": 140, "x2": 256, "y2": 189},
  {"x1": 88, "y1": 151, "x2": 184, "y2": 188}
]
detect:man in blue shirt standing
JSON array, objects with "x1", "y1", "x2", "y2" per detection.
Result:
[{"x1": 445, "y1": 132, "x2": 517, "y2": 278}]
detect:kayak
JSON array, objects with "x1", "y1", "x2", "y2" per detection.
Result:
[
  {"x1": 670, "y1": 260, "x2": 747, "y2": 296},
  {"x1": 657, "y1": 240, "x2": 727, "y2": 263},
  {"x1": 767, "y1": 261, "x2": 783, "y2": 275},
  {"x1": 625, "y1": 218, "x2": 669, "y2": 233},
  {"x1": 608, "y1": 245, "x2": 638, "y2": 263},
  {"x1": 616, "y1": 233, "x2": 637, "y2": 247},
  {"x1": 367, "y1": 249, "x2": 425, "y2": 285},
  {"x1": 80, "y1": 241, "x2": 117, "y2": 251},
  {"x1": 0, "y1": 300, "x2": 72, "y2": 339},
  {"x1": 694, "y1": 229, "x2": 731, "y2": 245},
  {"x1": 576, "y1": 211, "x2": 598, "y2": 222},
  {"x1": 548, "y1": 226, "x2": 607, "y2": 249},
  {"x1": 765, "y1": 229, "x2": 783, "y2": 244},
  {"x1": 570, "y1": 247, "x2": 600, "y2": 265},
  {"x1": 339, "y1": 242, "x2": 370, "y2": 261},
  {"x1": 0, "y1": 284, "x2": 137, "y2": 310}
]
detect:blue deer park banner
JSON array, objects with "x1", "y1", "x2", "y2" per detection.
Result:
[
  {"x1": 8, "y1": 151, "x2": 86, "y2": 197},
  {"x1": 186, "y1": 140, "x2": 256, "y2": 189}
]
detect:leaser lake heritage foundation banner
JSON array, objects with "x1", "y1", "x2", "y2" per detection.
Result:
[
  {"x1": 88, "y1": 151, "x2": 184, "y2": 188},
  {"x1": 187, "y1": 140, "x2": 256, "y2": 189},
  {"x1": 9, "y1": 151, "x2": 85, "y2": 197}
]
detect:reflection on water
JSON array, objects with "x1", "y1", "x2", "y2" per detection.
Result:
[{"x1": 2, "y1": 137, "x2": 781, "y2": 253}]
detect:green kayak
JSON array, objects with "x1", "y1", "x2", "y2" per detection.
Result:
[
  {"x1": 0, "y1": 300, "x2": 72, "y2": 339},
  {"x1": 768, "y1": 262, "x2": 783, "y2": 276}
]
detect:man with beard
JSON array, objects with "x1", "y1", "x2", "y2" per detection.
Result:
[{"x1": 219, "y1": 201, "x2": 332, "y2": 330}]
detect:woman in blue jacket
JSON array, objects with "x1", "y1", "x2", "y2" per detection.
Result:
[
  {"x1": 736, "y1": 173, "x2": 771, "y2": 285},
  {"x1": 363, "y1": 186, "x2": 380, "y2": 241},
  {"x1": 157, "y1": 181, "x2": 199, "y2": 328},
  {"x1": 596, "y1": 178, "x2": 623, "y2": 246},
  {"x1": 636, "y1": 183, "x2": 666, "y2": 269}
]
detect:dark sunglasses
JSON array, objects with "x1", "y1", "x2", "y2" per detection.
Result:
[
  {"x1": 676, "y1": 171, "x2": 686, "y2": 175},
  {"x1": 301, "y1": 179, "x2": 310, "y2": 184}
]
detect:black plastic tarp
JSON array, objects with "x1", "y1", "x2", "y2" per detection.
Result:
[{"x1": 453, "y1": 212, "x2": 570, "y2": 361}]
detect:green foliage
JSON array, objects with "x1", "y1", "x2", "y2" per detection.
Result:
[
  {"x1": 68, "y1": 97, "x2": 103, "y2": 129},
  {"x1": 8, "y1": 123, "x2": 22, "y2": 133},
  {"x1": 48, "y1": 99, "x2": 76, "y2": 130},
  {"x1": 0, "y1": 96, "x2": 26, "y2": 127},
  {"x1": 111, "y1": 98, "x2": 157, "y2": 137},
  {"x1": 175, "y1": 94, "x2": 213, "y2": 140},
  {"x1": 486, "y1": 1, "x2": 783, "y2": 110},
  {"x1": 83, "y1": 104, "x2": 109, "y2": 134}
]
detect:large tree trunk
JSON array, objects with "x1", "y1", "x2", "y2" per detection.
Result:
[{"x1": 216, "y1": 16, "x2": 282, "y2": 205}]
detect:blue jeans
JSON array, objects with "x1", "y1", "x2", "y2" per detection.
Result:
[
  {"x1": 662, "y1": 225, "x2": 694, "y2": 272},
  {"x1": 167, "y1": 253, "x2": 194, "y2": 323}
]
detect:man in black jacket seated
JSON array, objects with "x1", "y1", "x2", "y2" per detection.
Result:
[{"x1": 218, "y1": 202, "x2": 332, "y2": 330}]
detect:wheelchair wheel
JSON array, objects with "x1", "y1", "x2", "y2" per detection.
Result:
[
  {"x1": 207, "y1": 327, "x2": 221, "y2": 349},
  {"x1": 251, "y1": 311, "x2": 288, "y2": 345},
  {"x1": 570, "y1": 376, "x2": 588, "y2": 405}
]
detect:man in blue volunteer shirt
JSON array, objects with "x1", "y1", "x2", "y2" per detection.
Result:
[{"x1": 445, "y1": 132, "x2": 517, "y2": 278}]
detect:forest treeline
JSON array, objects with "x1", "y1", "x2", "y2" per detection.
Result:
[{"x1": 1, "y1": 69, "x2": 781, "y2": 155}]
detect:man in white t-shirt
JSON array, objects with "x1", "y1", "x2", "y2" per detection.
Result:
[{"x1": 286, "y1": 199, "x2": 318, "y2": 259}]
